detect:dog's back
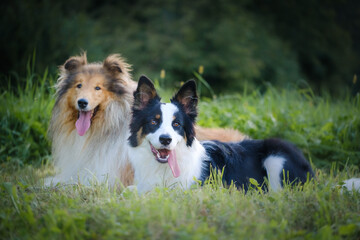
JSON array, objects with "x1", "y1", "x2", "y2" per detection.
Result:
[{"x1": 201, "y1": 139, "x2": 314, "y2": 191}]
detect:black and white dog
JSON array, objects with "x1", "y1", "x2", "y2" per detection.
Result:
[{"x1": 128, "y1": 76, "x2": 315, "y2": 194}]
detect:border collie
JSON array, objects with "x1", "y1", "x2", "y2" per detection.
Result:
[{"x1": 128, "y1": 76, "x2": 315, "y2": 193}]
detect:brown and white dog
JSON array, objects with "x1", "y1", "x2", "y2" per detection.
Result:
[{"x1": 45, "y1": 53, "x2": 246, "y2": 187}]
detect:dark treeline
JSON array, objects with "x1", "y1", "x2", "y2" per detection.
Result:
[{"x1": 1, "y1": 0, "x2": 359, "y2": 94}]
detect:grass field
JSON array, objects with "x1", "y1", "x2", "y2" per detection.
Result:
[{"x1": 1, "y1": 71, "x2": 360, "y2": 239}]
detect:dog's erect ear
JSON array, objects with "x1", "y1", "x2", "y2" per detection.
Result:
[
  {"x1": 172, "y1": 80, "x2": 198, "y2": 116},
  {"x1": 103, "y1": 54, "x2": 131, "y2": 76},
  {"x1": 172, "y1": 80, "x2": 198, "y2": 147},
  {"x1": 133, "y1": 75, "x2": 159, "y2": 110},
  {"x1": 62, "y1": 52, "x2": 87, "y2": 73}
]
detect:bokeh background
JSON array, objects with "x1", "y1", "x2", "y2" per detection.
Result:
[{"x1": 1, "y1": 0, "x2": 360, "y2": 94}]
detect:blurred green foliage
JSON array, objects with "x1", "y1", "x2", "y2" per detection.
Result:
[
  {"x1": 1, "y1": 0, "x2": 359, "y2": 93},
  {"x1": 0, "y1": 60, "x2": 54, "y2": 167}
]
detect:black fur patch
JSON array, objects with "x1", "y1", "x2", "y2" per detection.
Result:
[
  {"x1": 104, "y1": 76, "x2": 126, "y2": 96},
  {"x1": 200, "y1": 139, "x2": 314, "y2": 191},
  {"x1": 172, "y1": 110, "x2": 186, "y2": 138},
  {"x1": 171, "y1": 101, "x2": 196, "y2": 146},
  {"x1": 129, "y1": 76, "x2": 162, "y2": 147},
  {"x1": 170, "y1": 80, "x2": 198, "y2": 146},
  {"x1": 129, "y1": 98, "x2": 162, "y2": 147},
  {"x1": 171, "y1": 80, "x2": 198, "y2": 118},
  {"x1": 133, "y1": 76, "x2": 159, "y2": 110}
]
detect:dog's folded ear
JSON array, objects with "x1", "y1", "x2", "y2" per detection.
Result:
[
  {"x1": 133, "y1": 75, "x2": 159, "y2": 110},
  {"x1": 103, "y1": 54, "x2": 131, "y2": 77},
  {"x1": 62, "y1": 52, "x2": 87, "y2": 73},
  {"x1": 172, "y1": 80, "x2": 198, "y2": 117}
]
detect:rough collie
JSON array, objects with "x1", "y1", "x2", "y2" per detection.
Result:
[
  {"x1": 128, "y1": 76, "x2": 315, "y2": 193},
  {"x1": 46, "y1": 53, "x2": 137, "y2": 186},
  {"x1": 46, "y1": 53, "x2": 246, "y2": 187}
]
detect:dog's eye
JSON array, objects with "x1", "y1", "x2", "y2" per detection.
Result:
[
  {"x1": 173, "y1": 122, "x2": 180, "y2": 127},
  {"x1": 151, "y1": 120, "x2": 158, "y2": 125},
  {"x1": 95, "y1": 86, "x2": 101, "y2": 90},
  {"x1": 77, "y1": 84, "x2": 82, "y2": 88}
]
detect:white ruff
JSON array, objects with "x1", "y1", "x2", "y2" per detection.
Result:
[
  {"x1": 129, "y1": 138, "x2": 206, "y2": 194},
  {"x1": 46, "y1": 100, "x2": 132, "y2": 187}
]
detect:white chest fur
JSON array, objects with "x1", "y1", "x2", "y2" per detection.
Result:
[{"x1": 129, "y1": 139, "x2": 206, "y2": 194}]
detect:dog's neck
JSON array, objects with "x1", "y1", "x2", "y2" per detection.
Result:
[
  {"x1": 48, "y1": 96, "x2": 134, "y2": 187},
  {"x1": 129, "y1": 138, "x2": 206, "y2": 194}
]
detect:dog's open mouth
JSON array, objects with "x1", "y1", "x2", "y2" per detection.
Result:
[
  {"x1": 150, "y1": 143, "x2": 180, "y2": 178},
  {"x1": 150, "y1": 144, "x2": 170, "y2": 163},
  {"x1": 75, "y1": 106, "x2": 99, "y2": 136}
]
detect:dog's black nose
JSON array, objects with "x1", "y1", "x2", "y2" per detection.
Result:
[
  {"x1": 77, "y1": 99, "x2": 88, "y2": 109},
  {"x1": 159, "y1": 135, "x2": 172, "y2": 146}
]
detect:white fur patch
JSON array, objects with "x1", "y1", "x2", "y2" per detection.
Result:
[
  {"x1": 146, "y1": 104, "x2": 183, "y2": 150},
  {"x1": 342, "y1": 178, "x2": 360, "y2": 192},
  {"x1": 263, "y1": 155, "x2": 286, "y2": 191},
  {"x1": 46, "y1": 99, "x2": 132, "y2": 187}
]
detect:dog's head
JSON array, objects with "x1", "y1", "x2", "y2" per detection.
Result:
[
  {"x1": 129, "y1": 76, "x2": 198, "y2": 177},
  {"x1": 54, "y1": 53, "x2": 132, "y2": 136}
]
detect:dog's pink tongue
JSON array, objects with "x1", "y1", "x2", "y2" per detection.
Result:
[
  {"x1": 75, "y1": 111, "x2": 92, "y2": 136},
  {"x1": 168, "y1": 150, "x2": 180, "y2": 178}
]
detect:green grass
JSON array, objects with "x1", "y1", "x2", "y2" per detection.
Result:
[
  {"x1": 1, "y1": 166, "x2": 360, "y2": 239},
  {"x1": 1, "y1": 71, "x2": 360, "y2": 239},
  {"x1": 0, "y1": 67, "x2": 55, "y2": 167}
]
